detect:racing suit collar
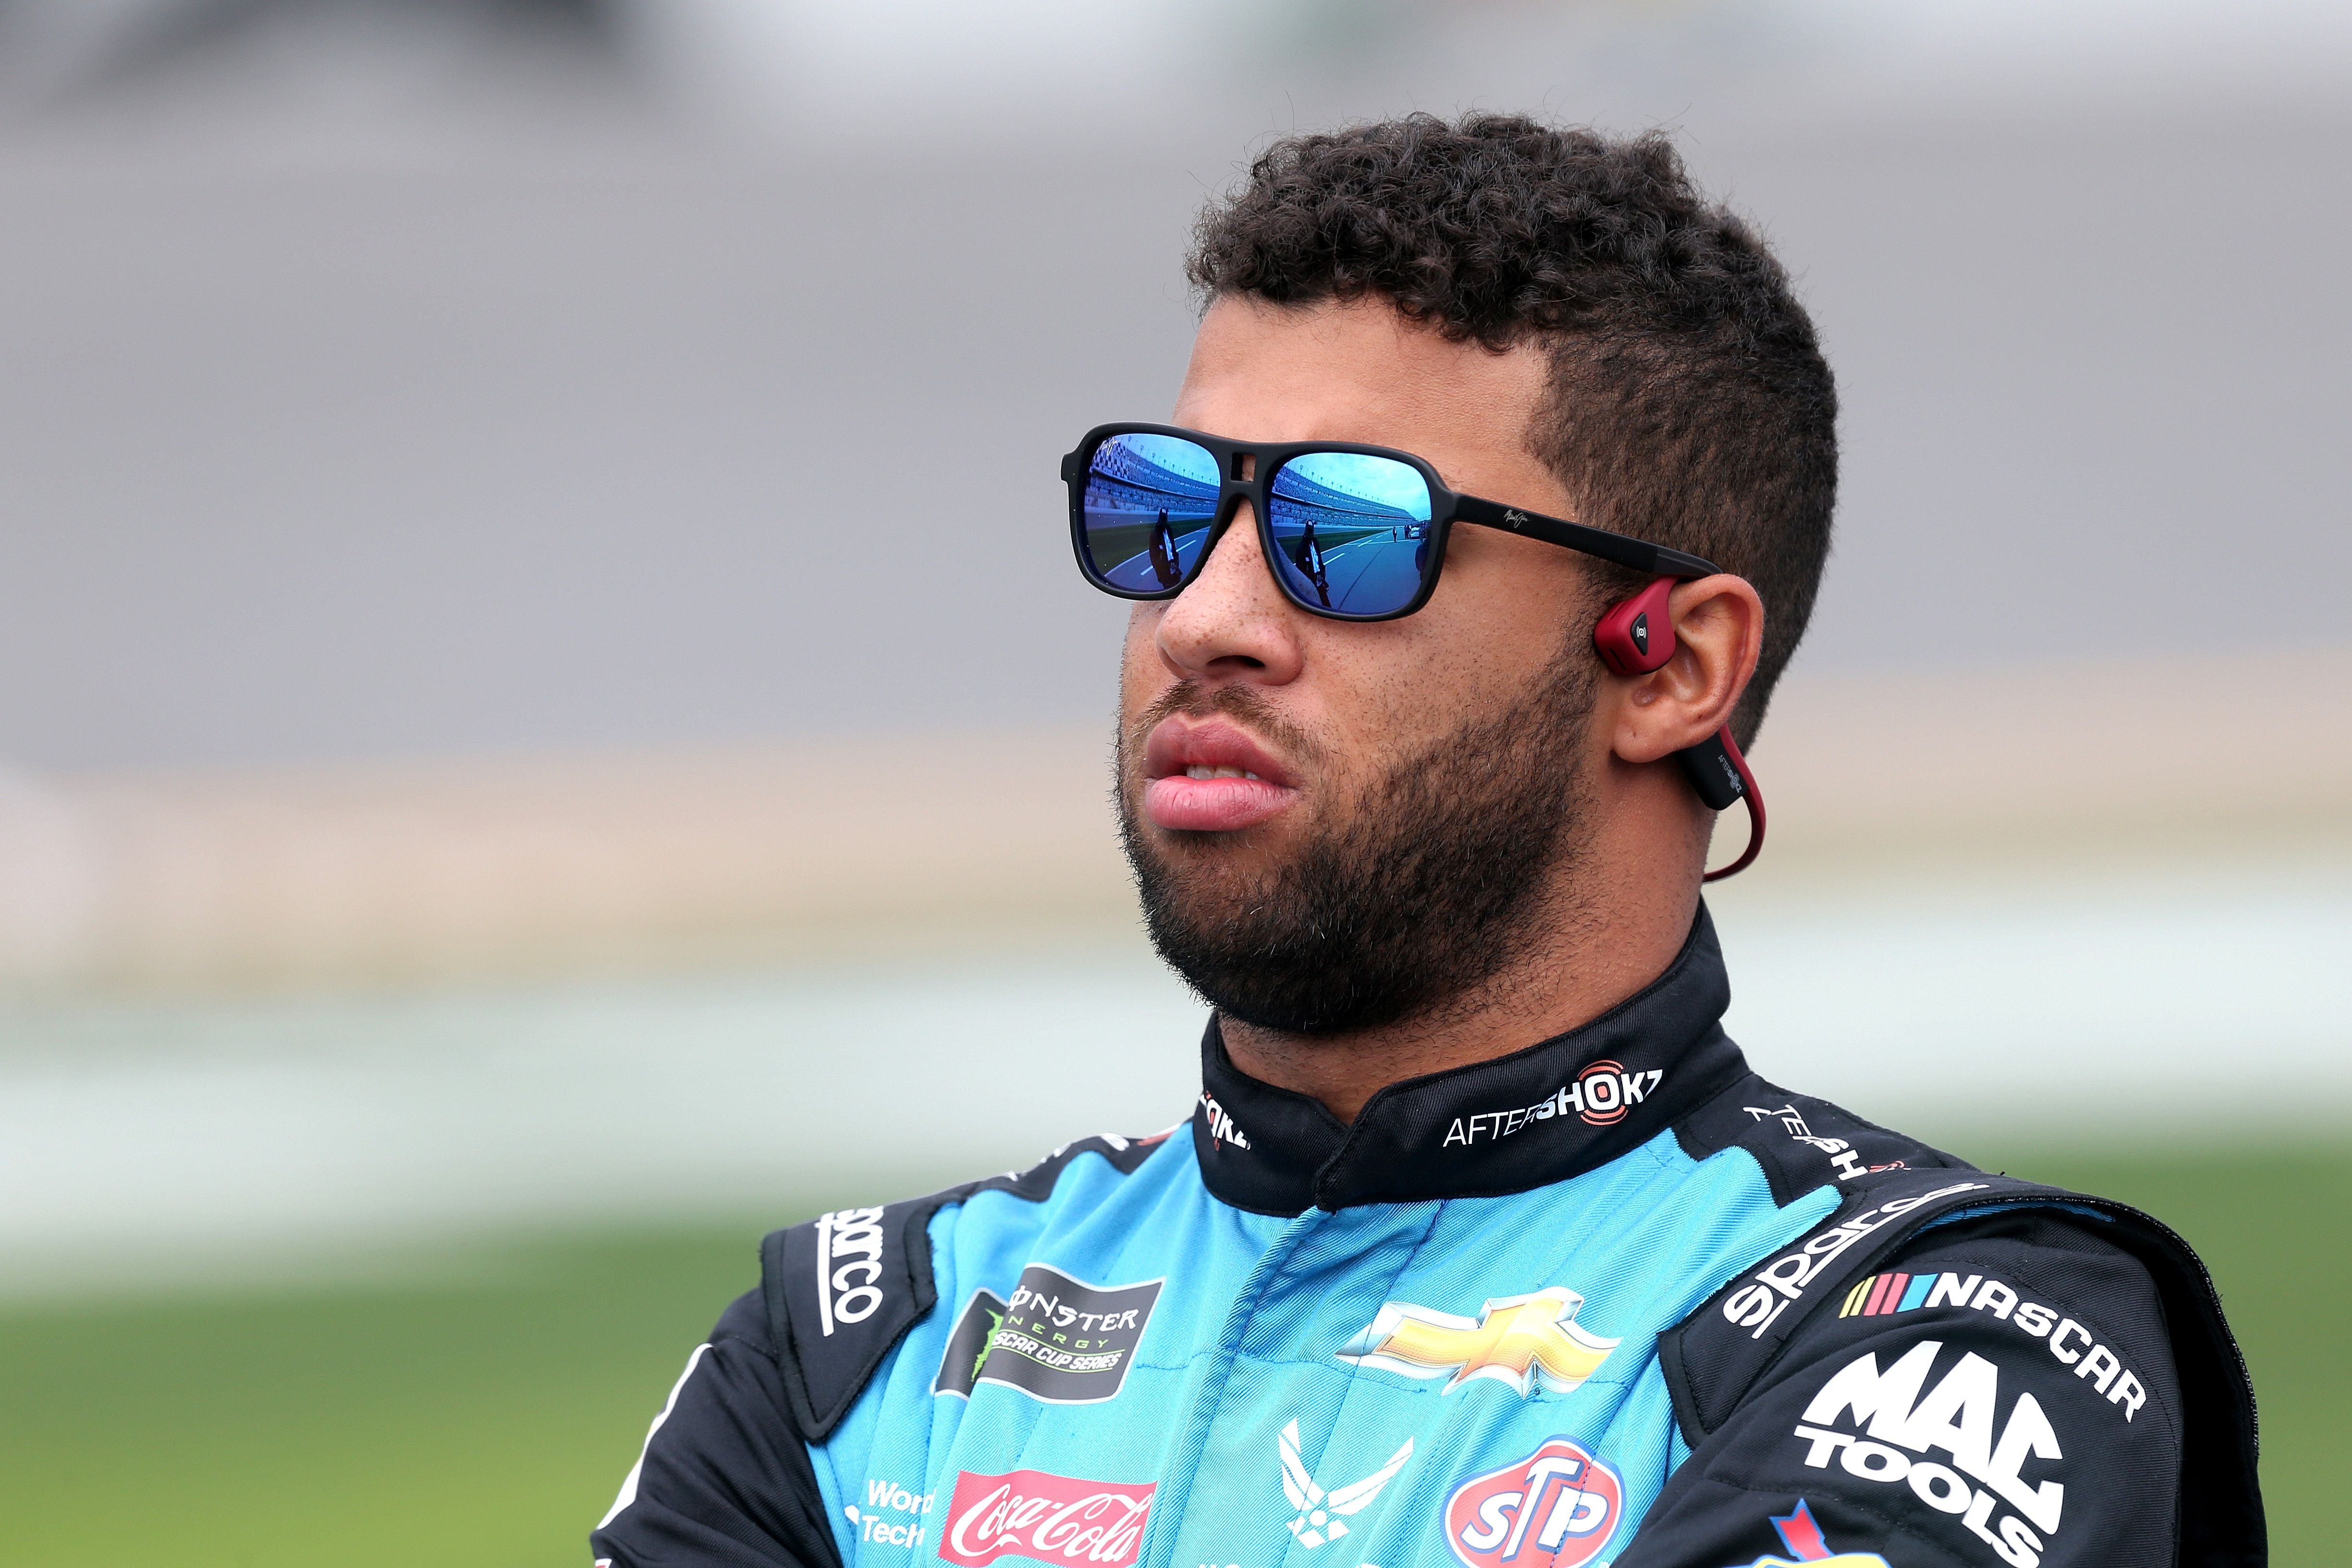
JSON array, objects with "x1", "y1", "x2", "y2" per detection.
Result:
[{"x1": 1190, "y1": 903, "x2": 1750, "y2": 1214}]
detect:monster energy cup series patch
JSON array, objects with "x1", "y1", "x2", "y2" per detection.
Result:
[{"x1": 946, "y1": 1264, "x2": 1162, "y2": 1404}]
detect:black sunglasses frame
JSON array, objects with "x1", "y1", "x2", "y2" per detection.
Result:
[{"x1": 1062, "y1": 422, "x2": 1721, "y2": 622}]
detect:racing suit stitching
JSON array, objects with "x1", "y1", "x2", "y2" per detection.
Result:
[
  {"x1": 1275, "y1": 1206, "x2": 1443, "y2": 1568},
  {"x1": 1281, "y1": 1198, "x2": 1448, "y2": 1499},
  {"x1": 1137, "y1": 1209, "x2": 1330, "y2": 1568}
]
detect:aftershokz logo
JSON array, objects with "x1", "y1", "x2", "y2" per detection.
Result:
[
  {"x1": 1278, "y1": 1419, "x2": 1413, "y2": 1548},
  {"x1": 844, "y1": 1479, "x2": 934, "y2": 1550},
  {"x1": 1200, "y1": 1092, "x2": 1251, "y2": 1150},
  {"x1": 976, "y1": 1264, "x2": 1162, "y2": 1404},
  {"x1": 933, "y1": 1288, "x2": 1010, "y2": 1399},
  {"x1": 1718, "y1": 1499, "x2": 1889, "y2": 1567},
  {"x1": 1717, "y1": 1183, "x2": 1990, "y2": 1341},
  {"x1": 1337, "y1": 1286, "x2": 1618, "y2": 1397},
  {"x1": 1792, "y1": 1341, "x2": 2063, "y2": 1568},
  {"x1": 1838, "y1": 1274, "x2": 2148, "y2": 1421},
  {"x1": 813, "y1": 1206, "x2": 887, "y2": 1336},
  {"x1": 1742, "y1": 1104, "x2": 1884, "y2": 1183},
  {"x1": 1444, "y1": 1062, "x2": 1664, "y2": 1147},
  {"x1": 940, "y1": 1469, "x2": 1155, "y2": 1568},
  {"x1": 1443, "y1": 1437, "x2": 1622, "y2": 1568}
]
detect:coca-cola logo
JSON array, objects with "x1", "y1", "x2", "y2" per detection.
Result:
[
  {"x1": 939, "y1": 1469, "x2": 1156, "y2": 1568},
  {"x1": 1443, "y1": 1438, "x2": 1622, "y2": 1568}
]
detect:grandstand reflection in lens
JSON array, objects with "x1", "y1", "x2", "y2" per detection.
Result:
[
  {"x1": 1085, "y1": 434, "x2": 1219, "y2": 593},
  {"x1": 1266, "y1": 451, "x2": 1432, "y2": 616}
]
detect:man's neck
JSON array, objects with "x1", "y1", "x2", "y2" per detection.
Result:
[{"x1": 1217, "y1": 877, "x2": 1703, "y2": 1124}]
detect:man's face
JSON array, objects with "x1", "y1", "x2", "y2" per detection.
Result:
[{"x1": 1117, "y1": 296, "x2": 1612, "y2": 1035}]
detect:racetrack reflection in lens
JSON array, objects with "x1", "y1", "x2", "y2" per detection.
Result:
[
  {"x1": 1267, "y1": 452, "x2": 1434, "y2": 616},
  {"x1": 1083, "y1": 434, "x2": 1220, "y2": 593}
]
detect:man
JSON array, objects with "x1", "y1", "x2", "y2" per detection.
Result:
[{"x1": 592, "y1": 115, "x2": 2260, "y2": 1568}]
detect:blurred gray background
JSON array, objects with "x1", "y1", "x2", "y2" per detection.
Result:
[
  {"x1": 0, "y1": 0, "x2": 2345, "y2": 769},
  {"x1": 1, "y1": 0, "x2": 2349, "y2": 1287},
  {"x1": 4, "y1": 13, "x2": 2348, "y2": 1562}
]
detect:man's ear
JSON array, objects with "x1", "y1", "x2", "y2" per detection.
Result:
[{"x1": 1608, "y1": 574, "x2": 1764, "y2": 765}]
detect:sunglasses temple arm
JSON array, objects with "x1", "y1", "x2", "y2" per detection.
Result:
[{"x1": 1451, "y1": 494, "x2": 1719, "y2": 579}]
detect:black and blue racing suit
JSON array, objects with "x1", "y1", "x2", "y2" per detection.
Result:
[{"x1": 593, "y1": 911, "x2": 2262, "y2": 1568}]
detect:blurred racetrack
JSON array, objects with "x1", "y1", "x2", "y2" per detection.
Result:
[{"x1": 0, "y1": 1, "x2": 2345, "y2": 1564}]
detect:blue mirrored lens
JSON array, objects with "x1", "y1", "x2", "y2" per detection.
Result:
[
  {"x1": 1082, "y1": 433, "x2": 1220, "y2": 593},
  {"x1": 1266, "y1": 452, "x2": 1435, "y2": 616}
]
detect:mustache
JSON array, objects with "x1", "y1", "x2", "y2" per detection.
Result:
[{"x1": 1127, "y1": 680, "x2": 1323, "y2": 770}]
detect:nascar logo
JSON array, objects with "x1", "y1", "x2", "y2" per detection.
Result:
[{"x1": 1841, "y1": 1271, "x2": 1966, "y2": 1319}]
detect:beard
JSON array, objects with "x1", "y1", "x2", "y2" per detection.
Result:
[{"x1": 1117, "y1": 635, "x2": 1597, "y2": 1037}]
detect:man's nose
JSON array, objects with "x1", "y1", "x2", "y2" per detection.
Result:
[{"x1": 1153, "y1": 503, "x2": 1306, "y2": 686}]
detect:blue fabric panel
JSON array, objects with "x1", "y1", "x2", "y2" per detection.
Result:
[{"x1": 811, "y1": 1125, "x2": 1837, "y2": 1568}]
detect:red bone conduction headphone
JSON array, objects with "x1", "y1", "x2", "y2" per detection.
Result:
[{"x1": 1590, "y1": 575, "x2": 1765, "y2": 881}]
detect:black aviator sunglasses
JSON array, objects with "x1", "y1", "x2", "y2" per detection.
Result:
[{"x1": 1061, "y1": 422, "x2": 1718, "y2": 621}]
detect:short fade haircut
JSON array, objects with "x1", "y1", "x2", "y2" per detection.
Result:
[{"x1": 1186, "y1": 112, "x2": 1836, "y2": 744}]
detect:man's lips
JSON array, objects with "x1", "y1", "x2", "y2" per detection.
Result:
[{"x1": 1141, "y1": 716, "x2": 1300, "y2": 832}]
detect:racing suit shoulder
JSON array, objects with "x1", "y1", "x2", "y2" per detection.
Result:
[
  {"x1": 759, "y1": 1131, "x2": 1174, "y2": 1443},
  {"x1": 590, "y1": 1130, "x2": 1178, "y2": 1568},
  {"x1": 1646, "y1": 1121, "x2": 2263, "y2": 1568},
  {"x1": 1626, "y1": 1208, "x2": 2190, "y2": 1568},
  {"x1": 591, "y1": 1288, "x2": 840, "y2": 1568}
]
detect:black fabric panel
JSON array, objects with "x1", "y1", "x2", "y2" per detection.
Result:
[
  {"x1": 2088, "y1": 1205, "x2": 2266, "y2": 1568},
  {"x1": 1625, "y1": 1214, "x2": 2186, "y2": 1568},
  {"x1": 765, "y1": 1195, "x2": 948, "y2": 1441},
  {"x1": 1673, "y1": 1070, "x2": 1971, "y2": 1208},
  {"x1": 592, "y1": 1290, "x2": 843, "y2": 1568}
]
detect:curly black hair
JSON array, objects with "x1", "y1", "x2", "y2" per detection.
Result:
[{"x1": 1188, "y1": 112, "x2": 1836, "y2": 744}]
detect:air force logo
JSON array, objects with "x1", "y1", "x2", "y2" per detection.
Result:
[
  {"x1": 1276, "y1": 1419, "x2": 1412, "y2": 1548},
  {"x1": 1336, "y1": 1286, "x2": 1619, "y2": 1397}
]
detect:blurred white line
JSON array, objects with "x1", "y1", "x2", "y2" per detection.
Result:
[
  {"x1": 2, "y1": 863, "x2": 2346, "y2": 1295},
  {"x1": 1714, "y1": 866, "x2": 2352, "y2": 1128}
]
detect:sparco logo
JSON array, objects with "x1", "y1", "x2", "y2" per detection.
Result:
[
  {"x1": 1444, "y1": 1061, "x2": 1661, "y2": 1146},
  {"x1": 1442, "y1": 1437, "x2": 1622, "y2": 1568},
  {"x1": 1200, "y1": 1092, "x2": 1251, "y2": 1150},
  {"x1": 1718, "y1": 1182, "x2": 1989, "y2": 1341},
  {"x1": 813, "y1": 1206, "x2": 886, "y2": 1336},
  {"x1": 1792, "y1": 1341, "x2": 2064, "y2": 1568},
  {"x1": 939, "y1": 1469, "x2": 1155, "y2": 1568}
]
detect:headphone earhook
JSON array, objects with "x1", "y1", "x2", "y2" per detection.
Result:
[{"x1": 1590, "y1": 575, "x2": 1767, "y2": 882}]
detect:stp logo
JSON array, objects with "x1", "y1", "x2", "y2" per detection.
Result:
[
  {"x1": 939, "y1": 1468, "x2": 1155, "y2": 1568},
  {"x1": 1443, "y1": 1438, "x2": 1622, "y2": 1568}
]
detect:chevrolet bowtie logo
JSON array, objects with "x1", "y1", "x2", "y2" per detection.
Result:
[{"x1": 1336, "y1": 1286, "x2": 1619, "y2": 1397}]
